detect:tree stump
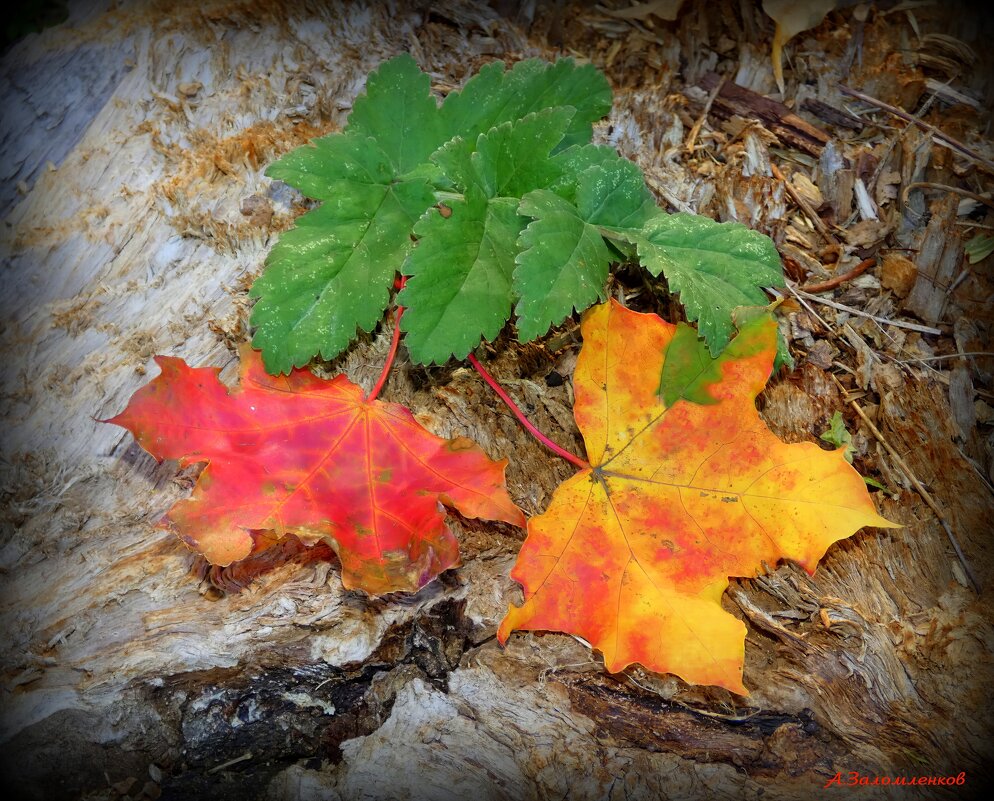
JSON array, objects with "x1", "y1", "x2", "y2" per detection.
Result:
[{"x1": 2, "y1": 2, "x2": 992, "y2": 799}]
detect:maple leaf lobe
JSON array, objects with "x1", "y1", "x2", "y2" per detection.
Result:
[{"x1": 499, "y1": 300, "x2": 896, "y2": 694}]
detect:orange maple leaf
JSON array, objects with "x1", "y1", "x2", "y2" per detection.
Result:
[
  {"x1": 106, "y1": 345, "x2": 525, "y2": 595},
  {"x1": 498, "y1": 300, "x2": 895, "y2": 693}
]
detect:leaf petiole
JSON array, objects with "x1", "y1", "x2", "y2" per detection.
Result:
[
  {"x1": 467, "y1": 353, "x2": 590, "y2": 470},
  {"x1": 366, "y1": 277, "x2": 408, "y2": 403}
]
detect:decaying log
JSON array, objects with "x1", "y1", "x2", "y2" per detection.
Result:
[{"x1": 2, "y1": 2, "x2": 992, "y2": 800}]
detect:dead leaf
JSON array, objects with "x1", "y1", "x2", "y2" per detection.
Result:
[
  {"x1": 105, "y1": 345, "x2": 525, "y2": 594},
  {"x1": 880, "y1": 253, "x2": 918, "y2": 298},
  {"x1": 499, "y1": 300, "x2": 895, "y2": 693},
  {"x1": 763, "y1": 0, "x2": 839, "y2": 93}
]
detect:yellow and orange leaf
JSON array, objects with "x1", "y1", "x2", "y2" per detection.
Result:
[
  {"x1": 498, "y1": 300, "x2": 895, "y2": 694},
  {"x1": 106, "y1": 345, "x2": 525, "y2": 595}
]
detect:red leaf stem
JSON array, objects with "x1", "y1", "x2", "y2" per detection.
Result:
[
  {"x1": 367, "y1": 277, "x2": 408, "y2": 403},
  {"x1": 467, "y1": 353, "x2": 589, "y2": 470}
]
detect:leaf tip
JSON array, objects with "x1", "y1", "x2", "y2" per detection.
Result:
[
  {"x1": 170, "y1": 520, "x2": 256, "y2": 568},
  {"x1": 495, "y1": 617, "x2": 513, "y2": 647}
]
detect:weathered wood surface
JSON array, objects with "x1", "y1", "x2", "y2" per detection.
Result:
[{"x1": 1, "y1": 2, "x2": 992, "y2": 799}]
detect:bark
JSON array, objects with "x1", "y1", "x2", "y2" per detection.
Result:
[
  {"x1": 698, "y1": 72, "x2": 830, "y2": 156},
  {"x1": 1, "y1": 2, "x2": 992, "y2": 800}
]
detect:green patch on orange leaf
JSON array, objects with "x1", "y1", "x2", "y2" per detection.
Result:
[
  {"x1": 498, "y1": 299, "x2": 896, "y2": 694},
  {"x1": 659, "y1": 308, "x2": 777, "y2": 406}
]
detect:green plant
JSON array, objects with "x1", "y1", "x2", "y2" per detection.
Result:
[{"x1": 249, "y1": 54, "x2": 785, "y2": 374}]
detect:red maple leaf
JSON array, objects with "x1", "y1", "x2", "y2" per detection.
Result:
[{"x1": 106, "y1": 346, "x2": 525, "y2": 594}]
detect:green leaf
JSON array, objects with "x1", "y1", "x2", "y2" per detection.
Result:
[
  {"x1": 820, "y1": 410, "x2": 855, "y2": 462},
  {"x1": 434, "y1": 107, "x2": 576, "y2": 198},
  {"x1": 514, "y1": 160, "x2": 658, "y2": 341},
  {"x1": 513, "y1": 190, "x2": 612, "y2": 341},
  {"x1": 659, "y1": 312, "x2": 774, "y2": 407},
  {"x1": 439, "y1": 58, "x2": 612, "y2": 152},
  {"x1": 965, "y1": 233, "x2": 994, "y2": 265},
  {"x1": 819, "y1": 411, "x2": 893, "y2": 491},
  {"x1": 863, "y1": 476, "x2": 891, "y2": 492},
  {"x1": 548, "y1": 144, "x2": 632, "y2": 202},
  {"x1": 473, "y1": 107, "x2": 575, "y2": 197},
  {"x1": 399, "y1": 191, "x2": 523, "y2": 364},
  {"x1": 575, "y1": 160, "x2": 658, "y2": 230},
  {"x1": 250, "y1": 135, "x2": 435, "y2": 373},
  {"x1": 432, "y1": 107, "x2": 573, "y2": 198},
  {"x1": 266, "y1": 133, "x2": 394, "y2": 201},
  {"x1": 347, "y1": 53, "x2": 446, "y2": 174},
  {"x1": 774, "y1": 326, "x2": 795, "y2": 373},
  {"x1": 249, "y1": 53, "x2": 447, "y2": 373},
  {"x1": 398, "y1": 108, "x2": 581, "y2": 363},
  {"x1": 431, "y1": 135, "x2": 479, "y2": 193},
  {"x1": 633, "y1": 213, "x2": 785, "y2": 355}
]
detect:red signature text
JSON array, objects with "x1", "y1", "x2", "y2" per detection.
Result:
[{"x1": 825, "y1": 771, "x2": 967, "y2": 788}]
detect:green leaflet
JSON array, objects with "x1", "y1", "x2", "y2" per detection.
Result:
[
  {"x1": 400, "y1": 108, "x2": 575, "y2": 362},
  {"x1": 263, "y1": 132, "x2": 394, "y2": 201},
  {"x1": 348, "y1": 53, "x2": 447, "y2": 174},
  {"x1": 399, "y1": 191, "x2": 522, "y2": 364},
  {"x1": 433, "y1": 107, "x2": 576, "y2": 198},
  {"x1": 514, "y1": 158, "x2": 657, "y2": 341},
  {"x1": 473, "y1": 107, "x2": 575, "y2": 197},
  {"x1": 439, "y1": 58, "x2": 612, "y2": 154},
  {"x1": 632, "y1": 213, "x2": 785, "y2": 356},
  {"x1": 820, "y1": 410, "x2": 855, "y2": 462},
  {"x1": 250, "y1": 138, "x2": 435, "y2": 373},
  {"x1": 250, "y1": 54, "x2": 446, "y2": 372},
  {"x1": 513, "y1": 190, "x2": 611, "y2": 342},
  {"x1": 549, "y1": 144, "x2": 626, "y2": 202},
  {"x1": 575, "y1": 160, "x2": 658, "y2": 230}
]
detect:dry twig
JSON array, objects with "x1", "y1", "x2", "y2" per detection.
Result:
[
  {"x1": 839, "y1": 84, "x2": 994, "y2": 174},
  {"x1": 903, "y1": 181, "x2": 994, "y2": 210},
  {"x1": 788, "y1": 284, "x2": 942, "y2": 336},
  {"x1": 799, "y1": 258, "x2": 876, "y2": 293}
]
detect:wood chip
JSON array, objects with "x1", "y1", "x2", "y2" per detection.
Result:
[
  {"x1": 880, "y1": 253, "x2": 918, "y2": 298},
  {"x1": 698, "y1": 73, "x2": 830, "y2": 156},
  {"x1": 789, "y1": 171, "x2": 823, "y2": 209},
  {"x1": 817, "y1": 141, "x2": 854, "y2": 221},
  {"x1": 178, "y1": 81, "x2": 202, "y2": 97},
  {"x1": 906, "y1": 195, "x2": 962, "y2": 324},
  {"x1": 948, "y1": 366, "x2": 977, "y2": 441},
  {"x1": 799, "y1": 97, "x2": 865, "y2": 130}
]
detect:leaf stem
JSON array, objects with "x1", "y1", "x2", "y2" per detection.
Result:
[
  {"x1": 366, "y1": 277, "x2": 407, "y2": 403},
  {"x1": 467, "y1": 353, "x2": 590, "y2": 470}
]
